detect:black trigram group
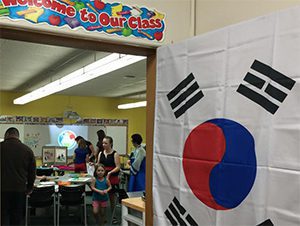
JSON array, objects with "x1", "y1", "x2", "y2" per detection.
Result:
[
  {"x1": 164, "y1": 196, "x2": 198, "y2": 226},
  {"x1": 167, "y1": 73, "x2": 204, "y2": 118},
  {"x1": 237, "y1": 60, "x2": 296, "y2": 114}
]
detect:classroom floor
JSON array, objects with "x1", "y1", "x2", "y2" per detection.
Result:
[{"x1": 28, "y1": 195, "x2": 122, "y2": 226}]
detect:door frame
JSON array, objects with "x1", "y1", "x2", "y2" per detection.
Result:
[{"x1": 0, "y1": 26, "x2": 156, "y2": 226}]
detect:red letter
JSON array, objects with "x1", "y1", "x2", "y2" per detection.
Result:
[
  {"x1": 18, "y1": 0, "x2": 27, "y2": 6},
  {"x1": 110, "y1": 17, "x2": 119, "y2": 27},
  {"x1": 66, "y1": 6, "x2": 75, "y2": 17},
  {"x1": 51, "y1": 0, "x2": 66, "y2": 14},
  {"x1": 27, "y1": 0, "x2": 33, "y2": 6},
  {"x1": 80, "y1": 8, "x2": 88, "y2": 22},
  {"x1": 88, "y1": 12, "x2": 96, "y2": 23},
  {"x1": 42, "y1": 0, "x2": 52, "y2": 8},
  {"x1": 1, "y1": 0, "x2": 18, "y2": 7},
  {"x1": 155, "y1": 19, "x2": 162, "y2": 29},
  {"x1": 141, "y1": 19, "x2": 149, "y2": 29},
  {"x1": 136, "y1": 17, "x2": 142, "y2": 29},
  {"x1": 119, "y1": 17, "x2": 126, "y2": 28},
  {"x1": 128, "y1": 17, "x2": 137, "y2": 29},
  {"x1": 99, "y1": 12, "x2": 109, "y2": 26},
  {"x1": 33, "y1": 0, "x2": 42, "y2": 7}
]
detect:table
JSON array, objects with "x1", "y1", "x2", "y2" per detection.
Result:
[
  {"x1": 36, "y1": 165, "x2": 75, "y2": 176},
  {"x1": 34, "y1": 174, "x2": 92, "y2": 192},
  {"x1": 122, "y1": 197, "x2": 145, "y2": 226},
  {"x1": 54, "y1": 165, "x2": 75, "y2": 175}
]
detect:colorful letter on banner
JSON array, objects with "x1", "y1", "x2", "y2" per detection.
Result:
[
  {"x1": 0, "y1": 0, "x2": 165, "y2": 41},
  {"x1": 153, "y1": 6, "x2": 300, "y2": 226}
]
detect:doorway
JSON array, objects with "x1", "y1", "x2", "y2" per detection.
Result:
[{"x1": 0, "y1": 27, "x2": 155, "y2": 225}]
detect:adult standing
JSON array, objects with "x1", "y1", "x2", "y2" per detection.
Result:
[
  {"x1": 128, "y1": 134, "x2": 146, "y2": 192},
  {"x1": 97, "y1": 136, "x2": 120, "y2": 224},
  {"x1": 75, "y1": 136, "x2": 96, "y2": 163},
  {"x1": 1, "y1": 127, "x2": 36, "y2": 226},
  {"x1": 95, "y1": 129, "x2": 106, "y2": 161},
  {"x1": 73, "y1": 138, "x2": 89, "y2": 173}
]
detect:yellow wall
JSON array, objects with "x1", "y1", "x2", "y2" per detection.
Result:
[{"x1": 0, "y1": 91, "x2": 146, "y2": 156}]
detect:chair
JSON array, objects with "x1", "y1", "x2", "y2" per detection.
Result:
[
  {"x1": 36, "y1": 167, "x2": 54, "y2": 176},
  {"x1": 111, "y1": 188, "x2": 129, "y2": 224},
  {"x1": 25, "y1": 185, "x2": 56, "y2": 226},
  {"x1": 57, "y1": 184, "x2": 87, "y2": 226}
]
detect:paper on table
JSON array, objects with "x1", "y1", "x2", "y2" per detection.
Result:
[
  {"x1": 68, "y1": 177, "x2": 90, "y2": 182},
  {"x1": 40, "y1": 181, "x2": 56, "y2": 186}
]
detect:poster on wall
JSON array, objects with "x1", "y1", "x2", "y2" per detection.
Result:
[
  {"x1": 24, "y1": 124, "x2": 50, "y2": 155},
  {"x1": 42, "y1": 146, "x2": 55, "y2": 165},
  {"x1": 42, "y1": 146, "x2": 67, "y2": 165},
  {"x1": 54, "y1": 146, "x2": 67, "y2": 165},
  {"x1": 0, "y1": 0, "x2": 166, "y2": 41},
  {"x1": 153, "y1": 6, "x2": 300, "y2": 226}
]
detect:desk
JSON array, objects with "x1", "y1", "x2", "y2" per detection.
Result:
[{"x1": 122, "y1": 197, "x2": 145, "y2": 226}]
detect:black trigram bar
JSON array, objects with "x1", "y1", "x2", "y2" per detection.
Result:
[
  {"x1": 237, "y1": 60, "x2": 296, "y2": 114},
  {"x1": 251, "y1": 60, "x2": 295, "y2": 90},
  {"x1": 256, "y1": 219, "x2": 274, "y2": 226},
  {"x1": 237, "y1": 84, "x2": 279, "y2": 114},
  {"x1": 167, "y1": 73, "x2": 204, "y2": 118},
  {"x1": 244, "y1": 72, "x2": 265, "y2": 89},
  {"x1": 164, "y1": 197, "x2": 198, "y2": 226}
]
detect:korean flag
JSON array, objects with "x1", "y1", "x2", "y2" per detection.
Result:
[{"x1": 153, "y1": 6, "x2": 300, "y2": 226}]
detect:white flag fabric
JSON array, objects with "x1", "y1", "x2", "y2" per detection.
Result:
[{"x1": 153, "y1": 6, "x2": 300, "y2": 226}]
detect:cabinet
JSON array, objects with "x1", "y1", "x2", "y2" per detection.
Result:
[{"x1": 122, "y1": 197, "x2": 145, "y2": 226}]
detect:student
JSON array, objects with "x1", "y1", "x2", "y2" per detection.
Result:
[
  {"x1": 73, "y1": 138, "x2": 89, "y2": 173},
  {"x1": 97, "y1": 136, "x2": 121, "y2": 224},
  {"x1": 75, "y1": 136, "x2": 96, "y2": 163},
  {"x1": 91, "y1": 164, "x2": 112, "y2": 226},
  {"x1": 128, "y1": 134, "x2": 146, "y2": 192}
]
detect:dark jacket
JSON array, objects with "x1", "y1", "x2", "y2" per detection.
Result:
[{"x1": 1, "y1": 137, "x2": 36, "y2": 192}]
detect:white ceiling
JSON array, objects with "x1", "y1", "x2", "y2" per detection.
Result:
[{"x1": 0, "y1": 38, "x2": 147, "y2": 100}]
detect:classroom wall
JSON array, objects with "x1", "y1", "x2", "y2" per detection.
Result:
[
  {"x1": 0, "y1": 91, "x2": 146, "y2": 155},
  {"x1": 195, "y1": 0, "x2": 300, "y2": 35}
]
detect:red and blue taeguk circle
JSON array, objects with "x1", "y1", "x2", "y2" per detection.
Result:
[{"x1": 183, "y1": 118, "x2": 256, "y2": 210}]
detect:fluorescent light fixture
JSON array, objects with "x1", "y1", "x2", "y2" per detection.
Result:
[
  {"x1": 13, "y1": 53, "x2": 146, "y2": 105},
  {"x1": 118, "y1": 101, "x2": 147, "y2": 109}
]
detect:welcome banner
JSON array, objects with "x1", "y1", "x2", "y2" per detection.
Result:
[
  {"x1": 154, "y1": 6, "x2": 300, "y2": 226},
  {"x1": 0, "y1": 0, "x2": 165, "y2": 41}
]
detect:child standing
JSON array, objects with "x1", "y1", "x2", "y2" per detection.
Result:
[{"x1": 91, "y1": 164, "x2": 112, "y2": 225}]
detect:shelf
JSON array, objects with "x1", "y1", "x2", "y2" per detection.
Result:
[{"x1": 123, "y1": 214, "x2": 143, "y2": 226}]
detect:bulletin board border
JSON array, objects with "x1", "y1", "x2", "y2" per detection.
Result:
[
  {"x1": 0, "y1": 115, "x2": 129, "y2": 157},
  {"x1": 0, "y1": 115, "x2": 128, "y2": 126}
]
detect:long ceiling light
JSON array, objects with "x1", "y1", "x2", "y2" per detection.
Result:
[
  {"x1": 117, "y1": 101, "x2": 147, "y2": 109},
  {"x1": 13, "y1": 53, "x2": 146, "y2": 105}
]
